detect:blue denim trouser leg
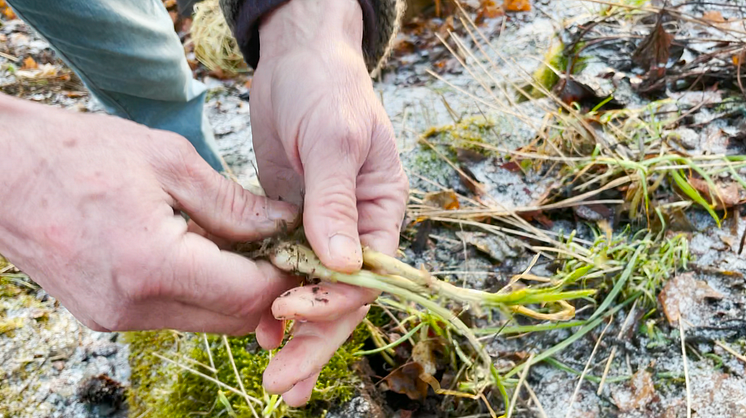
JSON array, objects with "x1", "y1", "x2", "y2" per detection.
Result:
[{"x1": 7, "y1": 0, "x2": 227, "y2": 172}]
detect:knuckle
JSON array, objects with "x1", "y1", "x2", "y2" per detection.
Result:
[
  {"x1": 311, "y1": 181, "x2": 359, "y2": 221},
  {"x1": 148, "y1": 132, "x2": 199, "y2": 177},
  {"x1": 302, "y1": 113, "x2": 370, "y2": 165},
  {"x1": 215, "y1": 180, "x2": 260, "y2": 233},
  {"x1": 393, "y1": 170, "x2": 410, "y2": 201},
  {"x1": 334, "y1": 122, "x2": 368, "y2": 159},
  {"x1": 213, "y1": 180, "x2": 240, "y2": 233}
]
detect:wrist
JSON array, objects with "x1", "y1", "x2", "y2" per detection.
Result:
[
  {"x1": 0, "y1": 95, "x2": 48, "y2": 212},
  {"x1": 0, "y1": 96, "x2": 27, "y2": 197},
  {"x1": 258, "y1": 0, "x2": 364, "y2": 61}
]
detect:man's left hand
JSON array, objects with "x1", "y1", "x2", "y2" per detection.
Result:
[{"x1": 247, "y1": 0, "x2": 408, "y2": 406}]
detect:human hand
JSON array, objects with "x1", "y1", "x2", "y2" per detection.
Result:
[
  {"x1": 0, "y1": 94, "x2": 299, "y2": 336},
  {"x1": 248, "y1": 0, "x2": 409, "y2": 406}
]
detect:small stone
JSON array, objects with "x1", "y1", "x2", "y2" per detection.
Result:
[
  {"x1": 77, "y1": 374, "x2": 126, "y2": 416},
  {"x1": 667, "y1": 127, "x2": 700, "y2": 150},
  {"x1": 90, "y1": 343, "x2": 118, "y2": 358}
]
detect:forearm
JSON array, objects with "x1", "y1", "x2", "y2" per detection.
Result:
[
  {"x1": 0, "y1": 95, "x2": 43, "y2": 257},
  {"x1": 0, "y1": 95, "x2": 41, "y2": 209},
  {"x1": 259, "y1": 0, "x2": 364, "y2": 60}
]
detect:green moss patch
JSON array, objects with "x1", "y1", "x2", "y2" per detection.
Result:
[
  {"x1": 423, "y1": 116, "x2": 497, "y2": 155},
  {"x1": 126, "y1": 322, "x2": 371, "y2": 418}
]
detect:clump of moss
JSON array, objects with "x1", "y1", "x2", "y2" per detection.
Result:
[
  {"x1": 407, "y1": 146, "x2": 457, "y2": 190},
  {"x1": 0, "y1": 264, "x2": 51, "y2": 415},
  {"x1": 126, "y1": 322, "x2": 371, "y2": 418},
  {"x1": 527, "y1": 41, "x2": 568, "y2": 99},
  {"x1": 422, "y1": 116, "x2": 497, "y2": 155},
  {"x1": 518, "y1": 41, "x2": 589, "y2": 101},
  {"x1": 406, "y1": 116, "x2": 502, "y2": 192},
  {"x1": 0, "y1": 265, "x2": 40, "y2": 335}
]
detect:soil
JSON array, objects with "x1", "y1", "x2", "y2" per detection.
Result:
[{"x1": 3, "y1": 1, "x2": 746, "y2": 417}]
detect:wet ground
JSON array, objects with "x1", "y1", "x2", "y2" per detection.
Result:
[{"x1": 3, "y1": 0, "x2": 746, "y2": 417}]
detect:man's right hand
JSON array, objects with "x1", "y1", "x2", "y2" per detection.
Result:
[{"x1": 0, "y1": 94, "x2": 299, "y2": 337}]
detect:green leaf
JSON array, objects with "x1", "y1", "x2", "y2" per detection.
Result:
[
  {"x1": 217, "y1": 391, "x2": 238, "y2": 418},
  {"x1": 505, "y1": 292, "x2": 640, "y2": 379},
  {"x1": 670, "y1": 169, "x2": 720, "y2": 226}
]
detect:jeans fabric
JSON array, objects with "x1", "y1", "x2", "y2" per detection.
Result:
[{"x1": 7, "y1": 0, "x2": 226, "y2": 172}]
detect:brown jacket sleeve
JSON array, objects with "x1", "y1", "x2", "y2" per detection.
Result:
[{"x1": 218, "y1": 0, "x2": 402, "y2": 74}]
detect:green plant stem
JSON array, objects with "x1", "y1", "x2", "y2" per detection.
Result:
[
  {"x1": 505, "y1": 292, "x2": 640, "y2": 379},
  {"x1": 355, "y1": 323, "x2": 425, "y2": 356},
  {"x1": 474, "y1": 320, "x2": 586, "y2": 335}
]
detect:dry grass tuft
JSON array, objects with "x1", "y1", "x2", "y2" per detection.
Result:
[{"x1": 190, "y1": 0, "x2": 247, "y2": 75}]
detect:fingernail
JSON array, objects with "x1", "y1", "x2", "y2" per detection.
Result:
[
  {"x1": 268, "y1": 202, "x2": 299, "y2": 222},
  {"x1": 329, "y1": 234, "x2": 362, "y2": 267}
]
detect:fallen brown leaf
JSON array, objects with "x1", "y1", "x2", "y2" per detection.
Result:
[
  {"x1": 0, "y1": 0, "x2": 15, "y2": 19},
  {"x1": 457, "y1": 164, "x2": 486, "y2": 196},
  {"x1": 21, "y1": 57, "x2": 38, "y2": 70},
  {"x1": 481, "y1": 0, "x2": 504, "y2": 18},
  {"x1": 503, "y1": 0, "x2": 531, "y2": 12},
  {"x1": 688, "y1": 177, "x2": 745, "y2": 210},
  {"x1": 612, "y1": 370, "x2": 657, "y2": 412},
  {"x1": 456, "y1": 147, "x2": 489, "y2": 164},
  {"x1": 501, "y1": 161, "x2": 523, "y2": 172},
  {"x1": 574, "y1": 204, "x2": 612, "y2": 222},
  {"x1": 659, "y1": 272, "x2": 723, "y2": 325},
  {"x1": 519, "y1": 210, "x2": 554, "y2": 228},
  {"x1": 555, "y1": 77, "x2": 598, "y2": 105},
  {"x1": 633, "y1": 16, "x2": 674, "y2": 70},
  {"x1": 412, "y1": 340, "x2": 440, "y2": 377},
  {"x1": 381, "y1": 362, "x2": 429, "y2": 400},
  {"x1": 423, "y1": 190, "x2": 460, "y2": 210},
  {"x1": 702, "y1": 11, "x2": 726, "y2": 23},
  {"x1": 412, "y1": 219, "x2": 432, "y2": 254},
  {"x1": 436, "y1": 15, "x2": 455, "y2": 39}
]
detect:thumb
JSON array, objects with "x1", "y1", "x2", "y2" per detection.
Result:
[
  {"x1": 157, "y1": 142, "x2": 298, "y2": 241},
  {"x1": 301, "y1": 149, "x2": 363, "y2": 273}
]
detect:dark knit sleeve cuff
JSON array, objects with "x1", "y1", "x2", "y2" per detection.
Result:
[{"x1": 220, "y1": 0, "x2": 396, "y2": 73}]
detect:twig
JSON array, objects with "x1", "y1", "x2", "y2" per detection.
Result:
[
  {"x1": 507, "y1": 354, "x2": 534, "y2": 418},
  {"x1": 564, "y1": 319, "x2": 612, "y2": 418},
  {"x1": 0, "y1": 51, "x2": 19, "y2": 62},
  {"x1": 153, "y1": 353, "x2": 262, "y2": 405},
  {"x1": 715, "y1": 340, "x2": 746, "y2": 364},
  {"x1": 222, "y1": 335, "x2": 260, "y2": 418},
  {"x1": 203, "y1": 333, "x2": 217, "y2": 371},
  {"x1": 598, "y1": 299, "x2": 638, "y2": 394},
  {"x1": 680, "y1": 321, "x2": 692, "y2": 418},
  {"x1": 523, "y1": 381, "x2": 549, "y2": 418}
]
